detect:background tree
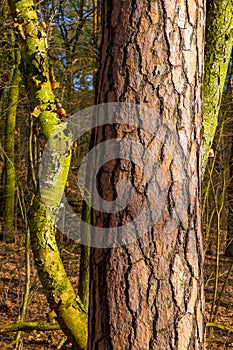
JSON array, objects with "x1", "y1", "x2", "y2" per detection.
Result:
[
  {"x1": 203, "y1": 53, "x2": 233, "y2": 257},
  {"x1": 2, "y1": 36, "x2": 21, "y2": 243},
  {"x1": 39, "y1": 0, "x2": 96, "y2": 114},
  {"x1": 0, "y1": 4, "x2": 19, "y2": 242},
  {"x1": 202, "y1": 49, "x2": 233, "y2": 342}
]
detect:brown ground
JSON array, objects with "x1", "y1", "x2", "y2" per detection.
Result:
[
  {"x1": 1, "y1": 236, "x2": 233, "y2": 349},
  {"x1": 0, "y1": 234, "x2": 80, "y2": 349},
  {"x1": 205, "y1": 254, "x2": 233, "y2": 349}
]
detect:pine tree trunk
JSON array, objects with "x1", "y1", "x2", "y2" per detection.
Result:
[{"x1": 88, "y1": 1, "x2": 205, "y2": 349}]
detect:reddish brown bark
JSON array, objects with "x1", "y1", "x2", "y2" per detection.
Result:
[{"x1": 88, "y1": 1, "x2": 205, "y2": 349}]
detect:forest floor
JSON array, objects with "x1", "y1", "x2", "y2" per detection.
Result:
[
  {"x1": 205, "y1": 253, "x2": 233, "y2": 349},
  {"x1": 1, "y1": 236, "x2": 233, "y2": 349},
  {"x1": 0, "y1": 234, "x2": 80, "y2": 349}
]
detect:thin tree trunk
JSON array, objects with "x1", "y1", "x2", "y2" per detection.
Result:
[
  {"x1": 93, "y1": 0, "x2": 98, "y2": 47},
  {"x1": 3, "y1": 34, "x2": 21, "y2": 243},
  {"x1": 88, "y1": 1, "x2": 205, "y2": 349},
  {"x1": 78, "y1": 202, "x2": 91, "y2": 312}
]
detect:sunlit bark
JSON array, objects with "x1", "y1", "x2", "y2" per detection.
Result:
[{"x1": 89, "y1": 1, "x2": 205, "y2": 349}]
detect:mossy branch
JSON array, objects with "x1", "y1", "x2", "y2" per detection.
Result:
[
  {"x1": 0, "y1": 321, "x2": 60, "y2": 333},
  {"x1": 207, "y1": 322, "x2": 233, "y2": 333}
]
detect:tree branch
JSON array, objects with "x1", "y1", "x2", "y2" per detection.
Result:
[
  {"x1": 0, "y1": 321, "x2": 60, "y2": 333},
  {"x1": 207, "y1": 322, "x2": 233, "y2": 333}
]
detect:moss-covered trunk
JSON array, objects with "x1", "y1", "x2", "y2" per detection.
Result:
[
  {"x1": 203, "y1": 0, "x2": 233, "y2": 171},
  {"x1": 3, "y1": 35, "x2": 21, "y2": 243},
  {"x1": 8, "y1": 1, "x2": 87, "y2": 348}
]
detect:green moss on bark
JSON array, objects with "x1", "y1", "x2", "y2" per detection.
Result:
[
  {"x1": 9, "y1": 0, "x2": 88, "y2": 348},
  {"x1": 29, "y1": 196, "x2": 87, "y2": 349},
  {"x1": 203, "y1": 0, "x2": 233, "y2": 170},
  {"x1": 3, "y1": 38, "x2": 21, "y2": 243}
]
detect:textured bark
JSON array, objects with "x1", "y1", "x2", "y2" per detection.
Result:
[
  {"x1": 202, "y1": 0, "x2": 233, "y2": 170},
  {"x1": 9, "y1": 1, "x2": 87, "y2": 349},
  {"x1": 3, "y1": 36, "x2": 21, "y2": 243},
  {"x1": 29, "y1": 196, "x2": 87, "y2": 349},
  {"x1": 89, "y1": 1, "x2": 205, "y2": 349}
]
